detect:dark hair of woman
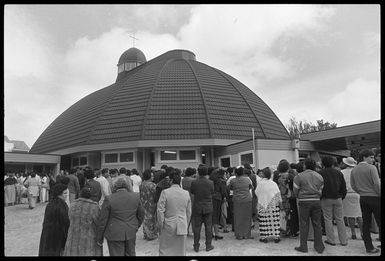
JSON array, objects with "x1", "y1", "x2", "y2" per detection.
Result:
[
  {"x1": 321, "y1": 156, "x2": 335, "y2": 168},
  {"x1": 277, "y1": 160, "x2": 290, "y2": 173},
  {"x1": 296, "y1": 162, "x2": 304, "y2": 173},
  {"x1": 262, "y1": 167, "x2": 272, "y2": 179},
  {"x1": 244, "y1": 168, "x2": 251, "y2": 176},
  {"x1": 52, "y1": 184, "x2": 68, "y2": 199},
  {"x1": 208, "y1": 167, "x2": 217, "y2": 176},
  {"x1": 304, "y1": 158, "x2": 316, "y2": 171},
  {"x1": 142, "y1": 169, "x2": 152, "y2": 181},
  {"x1": 209, "y1": 169, "x2": 219, "y2": 182},
  {"x1": 31, "y1": 172, "x2": 36, "y2": 178},
  {"x1": 84, "y1": 169, "x2": 95, "y2": 180},
  {"x1": 159, "y1": 170, "x2": 168, "y2": 181},
  {"x1": 184, "y1": 167, "x2": 196, "y2": 177},
  {"x1": 79, "y1": 186, "x2": 91, "y2": 199},
  {"x1": 169, "y1": 170, "x2": 181, "y2": 185},
  {"x1": 60, "y1": 176, "x2": 70, "y2": 185},
  {"x1": 217, "y1": 169, "x2": 225, "y2": 178},
  {"x1": 235, "y1": 167, "x2": 244, "y2": 176},
  {"x1": 198, "y1": 165, "x2": 208, "y2": 176}
]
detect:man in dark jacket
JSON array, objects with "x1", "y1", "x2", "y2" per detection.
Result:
[
  {"x1": 96, "y1": 178, "x2": 144, "y2": 256},
  {"x1": 319, "y1": 156, "x2": 347, "y2": 247},
  {"x1": 190, "y1": 165, "x2": 215, "y2": 252}
]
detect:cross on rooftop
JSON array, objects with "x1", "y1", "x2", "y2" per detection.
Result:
[{"x1": 129, "y1": 33, "x2": 139, "y2": 47}]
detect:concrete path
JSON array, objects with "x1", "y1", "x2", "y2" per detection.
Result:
[{"x1": 4, "y1": 202, "x2": 381, "y2": 256}]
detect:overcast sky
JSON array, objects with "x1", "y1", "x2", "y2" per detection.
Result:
[{"x1": 4, "y1": 4, "x2": 380, "y2": 148}]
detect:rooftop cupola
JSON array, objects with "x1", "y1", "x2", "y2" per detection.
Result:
[{"x1": 116, "y1": 47, "x2": 147, "y2": 82}]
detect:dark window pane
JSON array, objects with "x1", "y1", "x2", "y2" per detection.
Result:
[
  {"x1": 240, "y1": 153, "x2": 253, "y2": 165},
  {"x1": 105, "y1": 153, "x2": 118, "y2": 163},
  {"x1": 160, "y1": 150, "x2": 177, "y2": 161},
  {"x1": 72, "y1": 157, "x2": 79, "y2": 166},
  {"x1": 80, "y1": 157, "x2": 87, "y2": 165},
  {"x1": 179, "y1": 150, "x2": 196, "y2": 160},
  {"x1": 120, "y1": 152, "x2": 134, "y2": 162},
  {"x1": 220, "y1": 157, "x2": 230, "y2": 167}
]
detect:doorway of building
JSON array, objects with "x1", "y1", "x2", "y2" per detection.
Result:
[
  {"x1": 201, "y1": 151, "x2": 206, "y2": 165},
  {"x1": 150, "y1": 152, "x2": 155, "y2": 167}
]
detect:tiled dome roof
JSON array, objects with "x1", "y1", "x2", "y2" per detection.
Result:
[
  {"x1": 118, "y1": 47, "x2": 147, "y2": 64},
  {"x1": 30, "y1": 49, "x2": 289, "y2": 154}
]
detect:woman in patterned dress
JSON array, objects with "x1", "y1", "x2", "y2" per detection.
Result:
[
  {"x1": 276, "y1": 160, "x2": 291, "y2": 236},
  {"x1": 24, "y1": 172, "x2": 41, "y2": 209},
  {"x1": 255, "y1": 167, "x2": 282, "y2": 243},
  {"x1": 139, "y1": 169, "x2": 158, "y2": 240},
  {"x1": 4, "y1": 173, "x2": 17, "y2": 206}
]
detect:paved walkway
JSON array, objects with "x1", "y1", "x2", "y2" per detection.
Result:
[{"x1": 4, "y1": 202, "x2": 381, "y2": 256}]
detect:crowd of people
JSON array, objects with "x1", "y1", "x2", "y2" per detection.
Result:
[
  {"x1": 5, "y1": 148, "x2": 380, "y2": 256},
  {"x1": 4, "y1": 172, "x2": 52, "y2": 209}
]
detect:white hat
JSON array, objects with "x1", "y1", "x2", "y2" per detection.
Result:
[{"x1": 343, "y1": 157, "x2": 357, "y2": 167}]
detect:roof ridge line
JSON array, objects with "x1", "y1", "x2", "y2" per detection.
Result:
[
  {"x1": 212, "y1": 68, "x2": 267, "y2": 138},
  {"x1": 140, "y1": 59, "x2": 174, "y2": 140},
  {"x1": 85, "y1": 68, "x2": 145, "y2": 145},
  {"x1": 185, "y1": 59, "x2": 214, "y2": 138}
]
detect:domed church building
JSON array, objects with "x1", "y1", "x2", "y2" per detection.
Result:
[{"x1": 30, "y1": 47, "x2": 299, "y2": 172}]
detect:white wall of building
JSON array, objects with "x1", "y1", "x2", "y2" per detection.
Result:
[{"x1": 256, "y1": 149, "x2": 296, "y2": 169}]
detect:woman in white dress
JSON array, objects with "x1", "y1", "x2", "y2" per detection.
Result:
[
  {"x1": 341, "y1": 157, "x2": 362, "y2": 239},
  {"x1": 40, "y1": 173, "x2": 49, "y2": 203},
  {"x1": 24, "y1": 172, "x2": 41, "y2": 209}
]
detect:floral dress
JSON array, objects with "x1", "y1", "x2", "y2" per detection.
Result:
[
  {"x1": 277, "y1": 172, "x2": 291, "y2": 233},
  {"x1": 139, "y1": 180, "x2": 158, "y2": 240}
]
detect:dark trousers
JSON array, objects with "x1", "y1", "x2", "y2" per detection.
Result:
[
  {"x1": 107, "y1": 239, "x2": 136, "y2": 256},
  {"x1": 288, "y1": 197, "x2": 299, "y2": 235},
  {"x1": 360, "y1": 196, "x2": 381, "y2": 251},
  {"x1": 298, "y1": 200, "x2": 325, "y2": 252},
  {"x1": 193, "y1": 211, "x2": 213, "y2": 248}
]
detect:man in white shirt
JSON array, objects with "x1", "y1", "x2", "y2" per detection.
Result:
[
  {"x1": 130, "y1": 169, "x2": 142, "y2": 193},
  {"x1": 96, "y1": 168, "x2": 112, "y2": 207}
]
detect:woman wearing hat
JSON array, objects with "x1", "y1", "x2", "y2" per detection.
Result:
[{"x1": 341, "y1": 157, "x2": 362, "y2": 240}]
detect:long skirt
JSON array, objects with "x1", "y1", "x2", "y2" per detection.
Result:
[
  {"x1": 258, "y1": 207, "x2": 281, "y2": 238},
  {"x1": 233, "y1": 200, "x2": 252, "y2": 238},
  {"x1": 342, "y1": 193, "x2": 361, "y2": 218},
  {"x1": 5, "y1": 185, "x2": 16, "y2": 204},
  {"x1": 16, "y1": 184, "x2": 22, "y2": 203},
  {"x1": 143, "y1": 209, "x2": 158, "y2": 240},
  {"x1": 159, "y1": 230, "x2": 186, "y2": 256},
  {"x1": 28, "y1": 194, "x2": 37, "y2": 208},
  {"x1": 40, "y1": 188, "x2": 48, "y2": 203}
]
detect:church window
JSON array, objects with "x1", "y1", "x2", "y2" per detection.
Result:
[{"x1": 105, "y1": 153, "x2": 118, "y2": 163}]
